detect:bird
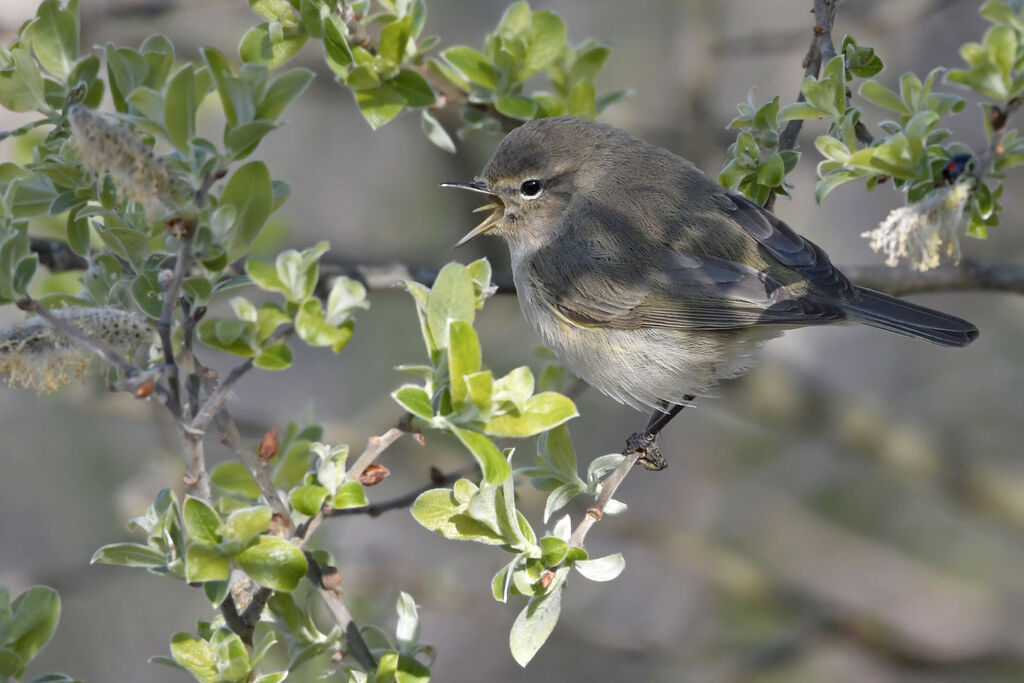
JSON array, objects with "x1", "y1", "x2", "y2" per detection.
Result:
[{"x1": 444, "y1": 116, "x2": 978, "y2": 466}]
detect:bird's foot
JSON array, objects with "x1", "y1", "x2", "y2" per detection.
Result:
[{"x1": 625, "y1": 431, "x2": 667, "y2": 471}]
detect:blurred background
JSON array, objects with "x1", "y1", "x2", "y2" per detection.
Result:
[{"x1": 2, "y1": 0, "x2": 1024, "y2": 680}]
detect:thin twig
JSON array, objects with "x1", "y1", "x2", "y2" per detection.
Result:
[
  {"x1": 190, "y1": 326, "x2": 293, "y2": 434},
  {"x1": 344, "y1": 425, "x2": 408, "y2": 482},
  {"x1": 328, "y1": 465, "x2": 476, "y2": 518},
  {"x1": 844, "y1": 260, "x2": 1024, "y2": 296},
  {"x1": 296, "y1": 418, "x2": 412, "y2": 541},
  {"x1": 771, "y1": 0, "x2": 840, "y2": 210},
  {"x1": 183, "y1": 435, "x2": 212, "y2": 501},
  {"x1": 307, "y1": 553, "x2": 377, "y2": 670},
  {"x1": 29, "y1": 238, "x2": 88, "y2": 271},
  {"x1": 567, "y1": 449, "x2": 643, "y2": 550},
  {"x1": 219, "y1": 413, "x2": 294, "y2": 534},
  {"x1": 158, "y1": 233, "x2": 194, "y2": 417}
]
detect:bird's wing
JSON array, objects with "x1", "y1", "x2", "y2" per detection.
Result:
[
  {"x1": 724, "y1": 192, "x2": 856, "y2": 299},
  {"x1": 525, "y1": 189, "x2": 856, "y2": 332},
  {"x1": 528, "y1": 238, "x2": 845, "y2": 332}
]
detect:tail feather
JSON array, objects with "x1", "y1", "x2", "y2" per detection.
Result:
[{"x1": 843, "y1": 287, "x2": 978, "y2": 347}]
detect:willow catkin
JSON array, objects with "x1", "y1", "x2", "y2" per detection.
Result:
[
  {"x1": 0, "y1": 308, "x2": 153, "y2": 393},
  {"x1": 67, "y1": 104, "x2": 191, "y2": 218}
]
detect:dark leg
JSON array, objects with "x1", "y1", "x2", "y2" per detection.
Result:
[{"x1": 625, "y1": 395, "x2": 695, "y2": 471}]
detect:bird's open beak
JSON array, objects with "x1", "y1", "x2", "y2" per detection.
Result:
[{"x1": 442, "y1": 180, "x2": 504, "y2": 248}]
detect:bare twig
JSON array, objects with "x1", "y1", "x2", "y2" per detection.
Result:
[
  {"x1": 296, "y1": 417, "x2": 412, "y2": 541},
  {"x1": 183, "y1": 435, "x2": 212, "y2": 501},
  {"x1": 567, "y1": 449, "x2": 643, "y2": 550},
  {"x1": 844, "y1": 260, "x2": 1024, "y2": 296},
  {"x1": 219, "y1": 414, "x2": 294, "y2": 534},
  {"x1": 158, "y1": 233, "x2": 194, "y2": 417},
  {"x1": 190, "y1": 326, "x2": 293, "y2": 434},
  {"x1": 771, "y1": 0, "x2": 841, "y2": 210},
  {"x1": 328, "y1": 465, "x2": 476, "y2": 518},
  {"x1": 307, "y1": 553, "x2": 377, "y2": 670},
  {"x1": 29, "y1": 238, "x2": 88, "y2": 271},
  {"x1": 344, "y1": 425, "x2": 409, "y2": 482}
]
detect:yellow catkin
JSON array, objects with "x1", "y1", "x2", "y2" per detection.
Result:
[
  {"x1": 0, "y1": 308, "x2": 153, "y2": 393},
  {"x1": 67, "y1": 104, "x2": 191, "y2": 218}
]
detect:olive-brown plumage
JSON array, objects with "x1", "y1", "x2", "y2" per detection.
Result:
[{"x1": 446, "y1": 117, "x2": 978, "y2": 410}]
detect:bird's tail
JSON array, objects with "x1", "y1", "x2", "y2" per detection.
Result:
[{"x1": 843, "y1": 286, "x2": 978, "y2": 347}]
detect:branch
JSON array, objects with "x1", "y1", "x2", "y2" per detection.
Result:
[
  {"x1": 219, "y1": 414, "x2": 294, "y2": 534},
  {"x1": 568, "y1": 414, "x2": 681, "y2": 550},
  {"x1": 182, "y1": 434, "x2": 212, "y2": 501},
  {"x1": 322, "y1": 259, "x2": 1023, "y2": 298},
  {"x1": 190, "y1": 326, "x2": 293, "y2": 434},
  {"x1": 328, "y1": 465, "x2": 476, "y2": 518},
  {"x1": 776, "y1": 0, "x2": 838, "y2": 154},
  {"x1": 29, "y1": 238, "x2": 88, "y2": 271},
  {"x1": 344, "y1": 423, "x2": 409, "y2": 483},
  {"x1": 296, "y1": 416, "x2": 412, "y2": 541},
  {"x1": 307, "y1": 553, "x2": 377, "y2": 670},
  {"x1": 843, "y1": 260, "x2": 1024, "y2": 296},
  {"x1": 158, "y1": 233, "x2": 194, "y2": 418}
]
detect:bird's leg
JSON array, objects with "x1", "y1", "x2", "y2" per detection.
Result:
[{"x1": 625, "y1": 396, "x2": 694, "y2": 471}]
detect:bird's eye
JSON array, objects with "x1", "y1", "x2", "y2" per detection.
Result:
[{"x1": 519, "y1": 179, "x2": 543, "y2": 199}]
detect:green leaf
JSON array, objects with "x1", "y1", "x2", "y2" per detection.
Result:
[
  {"x1": 234, "y1": 536, "x2": 307, "y2": 591},
  {"x1": 421, "y1": 109, "x2": 456, "y2": 153},
  {"x1": 442, "y1": 46, "x2": 499, "y2": 90},
  {"x1": 858, "y1": 80, "x2": 909, "y2": 115},
  {"x1": 240, "y1": 23, "x2": 308, "y2": 67},
  {"x1": 164, "y1": 65, "x2": 197, "y2": 152},
  {"x1": 185, "y1": 544, "x2": 231, "y2": 582},
  {"x1": 289, "y1": 484, "x2": 328, "y2": 516},
  {"x1": 376, "y1": 651, "x2": 431, "y2": 683},
  {"x1": 539, "y1": 536, "x2": 568, "y2": 567},
  {"x1": 567, "y1": 81, "x2": 595, "y2": 119},
  {"x1": 756, "y1": 152, "x2": 785, "y2": 186},
  {"x1": 450, "y1": 427, "x2": 510, "y2": 486},
  {"x1": 777, "y1": 102, "x2": 826, "y2": 121},
  {"x1": 390, "y1": 68, "x2": 435, "y2": 107},
  {"x1": 246, "y1": 259, "x2": 286, "y2": 293},
  {"x1": 257, "y1": 68, "x2": 315, "y2": 120},
  {"x1": 221, "y1": 161, "x2": 273, "y2": 262},
  {"x1": 392, "y1": 385, "x2": 434, "y2": 420},
  {"x1": 427, "y1": 262, "x2": 475, "y2": 349},
  {"x1": 4, "y1": 586, "x2": 60, "y2": 668},
  {"x1": 354, "y1": 85, "x2": 406, "y2": 129},
  {"x1": 23, "y1": 0, "x2": 79, "y2": 79},
  {"x1": 509, "y1": 577, "x2": 564, "y2": 666},
  {"x1": 521, "y1": 10, "x2": 567, "y2": 78},
  {"x1": 183, "y1": 496, "x2": 222, "y2": 545},
  {"x1": 210, "y1": 462, "x2": 262, "y2": 499},
  {"x1": 170, "y1": 633, "x2": 217, "y2": 683},
  {"x1": 574, "y1": 552, "x2": 625, "y2": 581},
  {"x1": 90, "y1": 542, "x2": 167, "y2": 568},
  {"x1": 198, "y1": 318, "x2": 257, "y2": 356},
  {"x1": 379, "y1": 15, "x2": 413, "y2": 64},
  {"x1": 496, "y1": 94, "x2": 537, "y2": 120},
  {"x1": 447, "y1": 320, "x2": 481, "y2": 408},
  {"x1": 410, "y1": 488, "x2": 506, "y2": 544},
  {"x1": 333, "y1": 481, "x2": 368, "y2": 509},
  {"x1": 255, "y1": 342, "x2": 293, "y2": 370},
  {"x1": 484, "y1": 392, "x2": 578, "y2": 437},
  {"x1": 221, "y1": 505, "x2": 273, "y2": 549},
  {"x1": 0, "y1": 48, "x2": 49, "y2": 112}
]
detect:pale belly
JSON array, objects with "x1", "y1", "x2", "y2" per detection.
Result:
[{"x1": 511, "y1": 267, "x2": 777, "y2": 411}]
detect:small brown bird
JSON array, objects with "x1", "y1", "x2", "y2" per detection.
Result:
[{"x1": 445, "y1": 117, "x2": 977, "y2": 460}]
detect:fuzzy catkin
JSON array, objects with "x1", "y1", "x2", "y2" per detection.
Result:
[
  {"x1": 0, "y1": 308, "x2": 153, "y2": 393},
  {"x1": 67, "y1": 104, "x2": 191, "y2": 218}
]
